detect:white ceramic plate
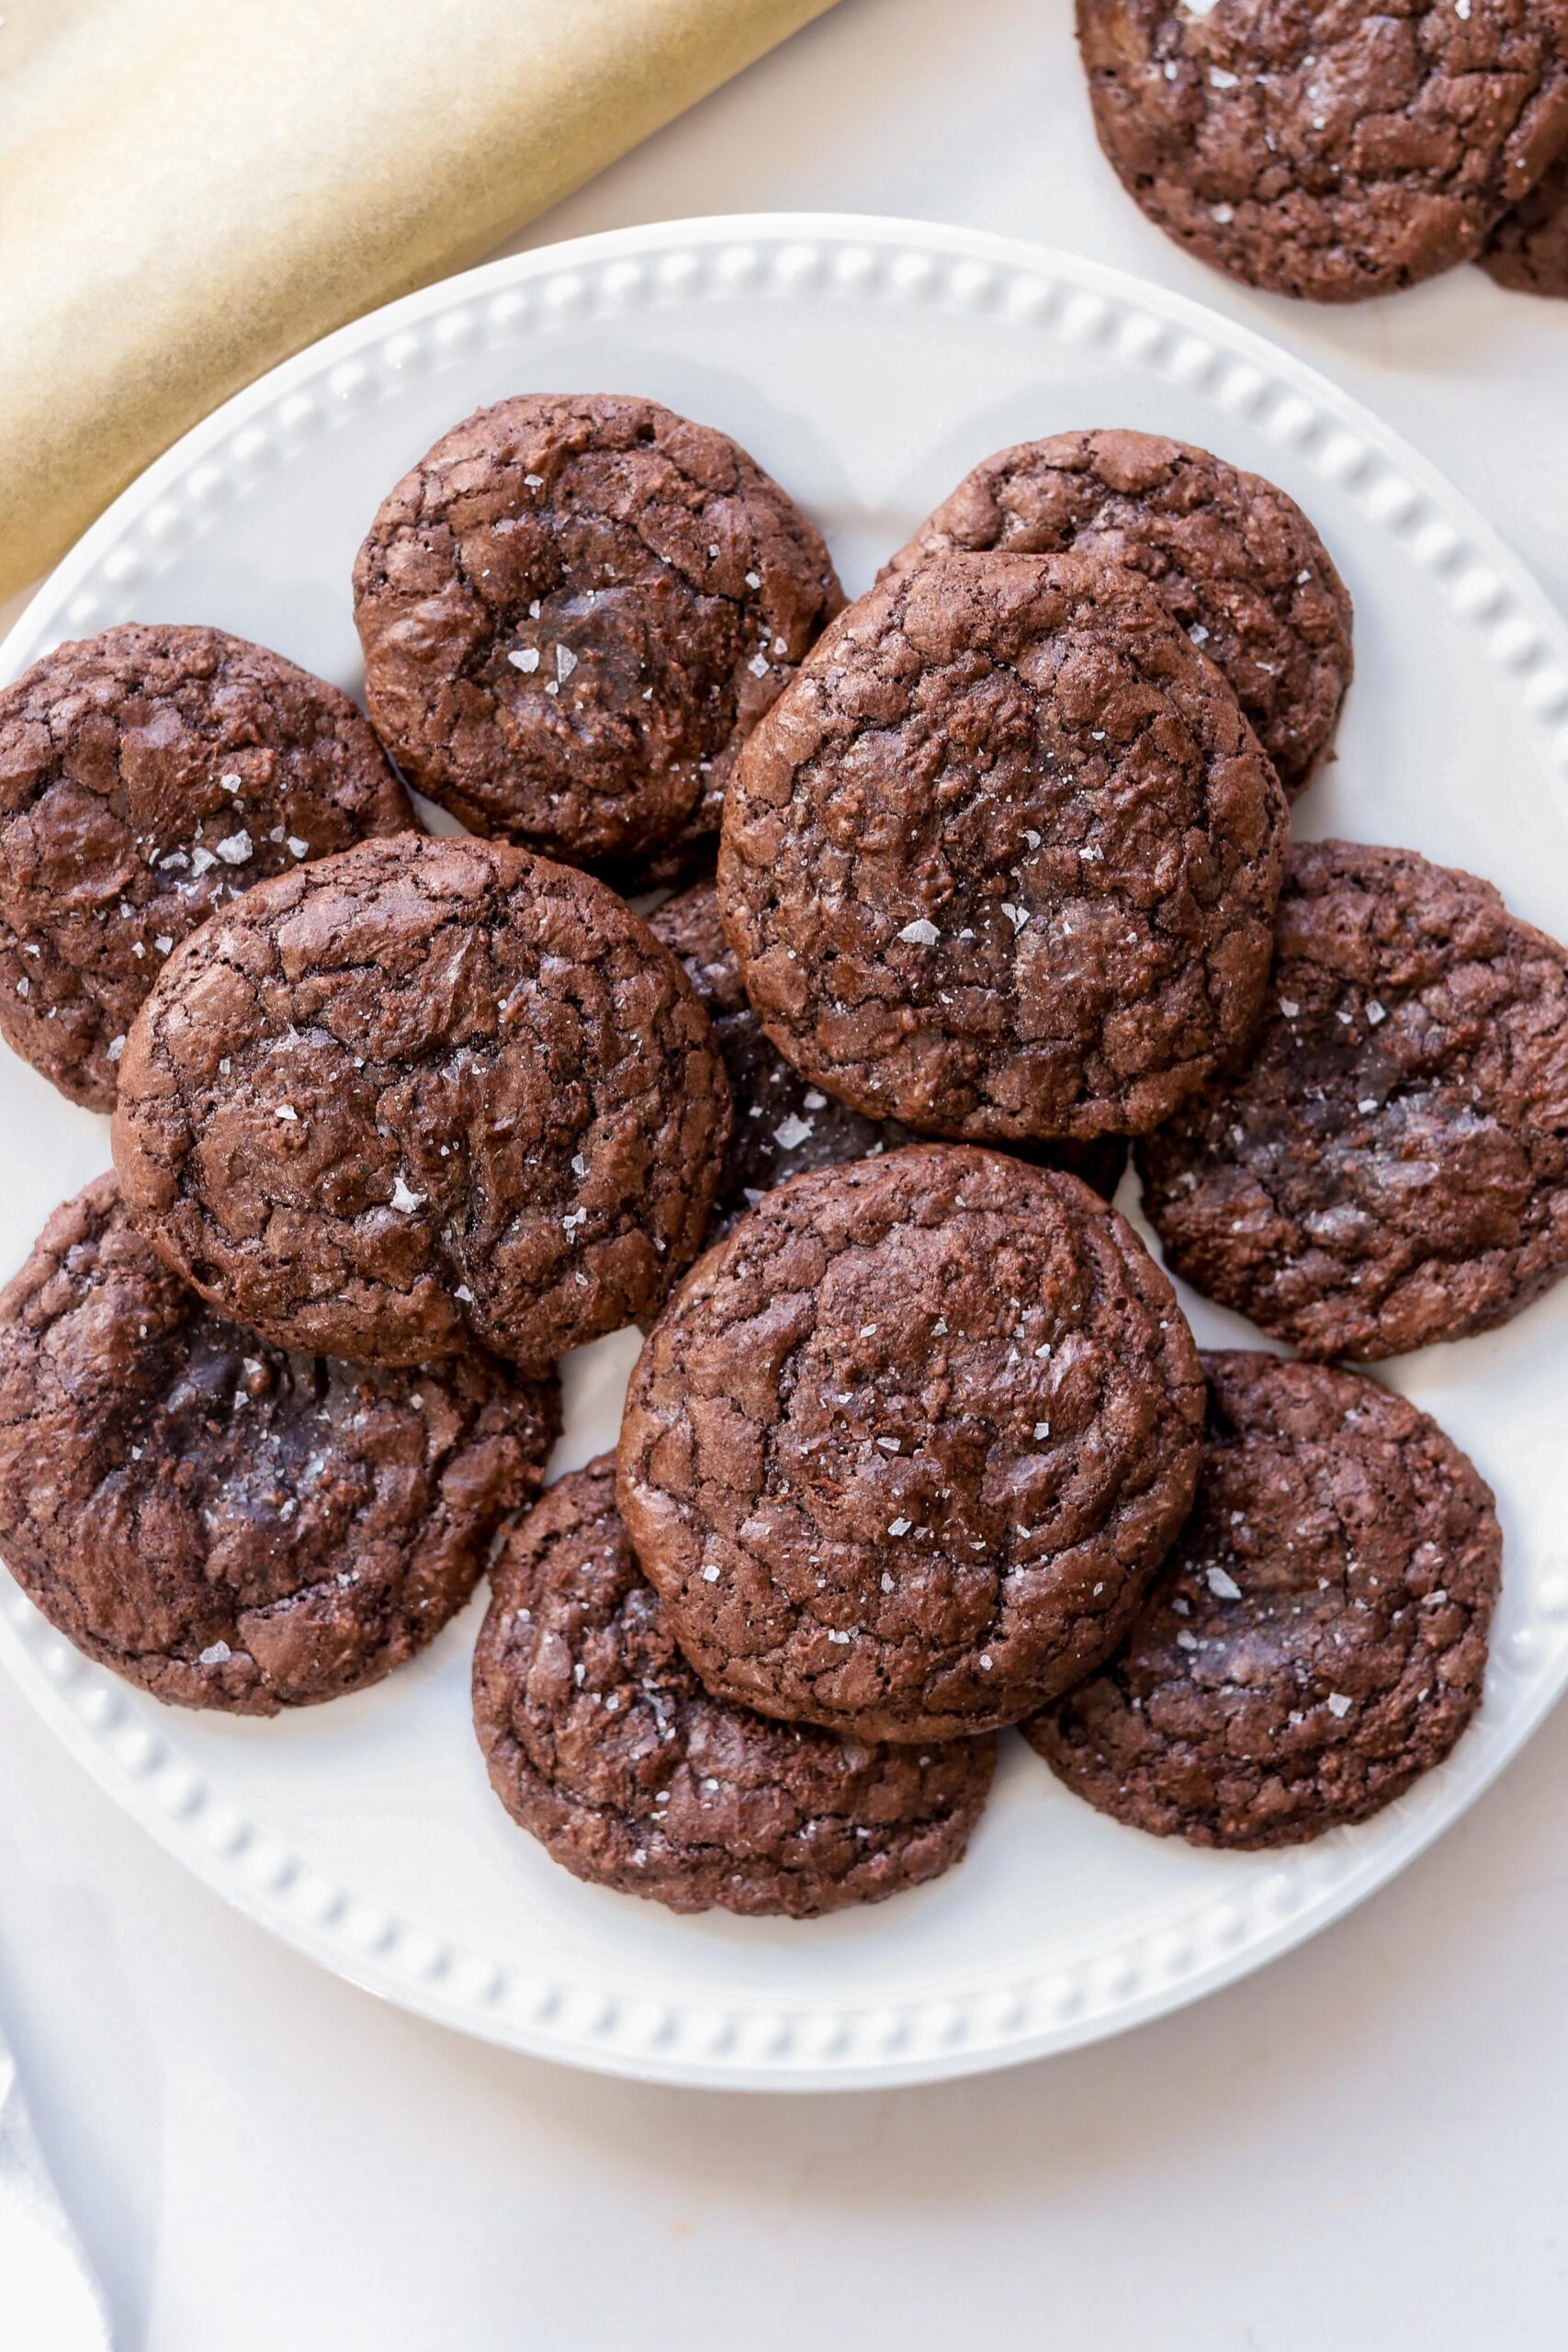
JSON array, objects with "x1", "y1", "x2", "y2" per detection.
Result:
[{"x1": 4, "y1": 214, "x2": 1568, "y2": 2092}]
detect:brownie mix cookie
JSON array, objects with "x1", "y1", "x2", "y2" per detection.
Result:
[
  {"x1": 112, "y1": 832, "x2": 730, "y2": 1370},
  {"x1": 353, "y1": 393, "x2": 844, "y2": 864},
  {"x1": 0, "y1": 623, "x2": 412, "y2": 1110},
  {"x1": 1138, "y1": 839, "x2": 1568, "y2": 1361},
  {"x1": 1077, "y1": 0, "x2": 1568, "y2": 303},
  {"x1": 719, "y1": 551, "x2": 1287, "y2": 1144},
  {"x1": 649, "y1": 874, "x2": 1126, "y2": 1238},
  {"x1": 884, "y1": 429, "x2": 1353, "y2": 795},
  {"x1": 474, "y1": 1456, "x2": 996, "y2": 1917},
  {"x1": 0, "y1": 1176, "x2": 558, "y2": 1714},
  {"x1": 1482, "y1": 139, "x2": 1568, "y2": 290},
  {"x1": 1024, "y1": 1351, "x2": 1501, "y2": 1848},
  {"x1": 618, "y1": 1147, "x2": 1205, "y2": 1743}
]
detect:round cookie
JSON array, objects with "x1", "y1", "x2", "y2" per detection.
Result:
[
  {"x1": 111, "y1": 832, "x2": 731, "y2": 1371},
  {"x1": 1138, "y1": 838, "x2": 1568, "y2": 1361},
  {"x1": 0, "y1": 1175, "x2": 559, "y2": 1715},
  {"x1": 884, "y1": 429, "x2": 1353, "y2": 796},
  {"x1": 719, "y1": 551, "x2": 1287, "y2": 1144},
  {"x1": 473, "y1": 1456, "x2": 996, "y2": 1917},
  {"x1": 1023, "y1": 1351, "x2": 1501, "y2": 1848},
  {"x1": 0, "y1": 623, "x2": 413, "y2": 1111},
  {"x1": 617, "y1": 1146, "x2": 1205, "y2": 1743},
  {"x1": 353, "y1": 393, "x2": 844, "y2": 864},
  {"x1": 1076, "y1": 0, "x2": 1568, "y2": 303},
  {"x1": 1481, "y1": 140, "x2": 1568, "y2": 290},
  {"x1": 649, "y1": 874, "x2": 1127, "y2": 1238}
]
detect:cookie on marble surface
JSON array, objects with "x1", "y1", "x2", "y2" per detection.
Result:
[
  {"x1": 1077, "y1": 0, "x2": 1568, "y2": 303},
  {"x1": 1481, "y1": 140, "x2": 1568, "y2": 290}
]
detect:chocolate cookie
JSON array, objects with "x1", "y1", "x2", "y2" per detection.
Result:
[
  {"x1": 649, "y1": 875, "x2": 1127, "y2": 1237},
  {"x1": 0, "y1": 1176, "x2": 558, "y2": 1714},
  {"x1": 719, "y1": 552, "x2": 1287, "y2": 1144},
  {"x1": 884, "y1": 430, "x2": 1352, "y2": 795},
  {"x1": 1077, "y1": 0, "x2": 1568, "y2": 303},
  {"x1": 0, "y1": 624, "x2": 412, "y2": 1111},
  {"x1": 111, "y1": 833, "x2": 730, "y2": 1370},
  {"x1": 1138, "y1": 839, "x2": 1568, "y2": 1361},
  {"x1": 353, "y1": 394, "x2": 844, "y2": 864},
  {"x1": 1481, "y1": 140, "x2": 1568, "y2": 289},
  {"x1": 617, "y1": 1147, "x2": 1205, "y2": 1742},
  {"x1": 1024, "y1": 1351, "x2": 1501, "y2": 1847},
  {"x1": 473, "y1": 1456, "x2": 996, "y2": 1917}
]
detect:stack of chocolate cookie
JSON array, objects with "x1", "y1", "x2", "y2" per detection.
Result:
[
  {"x1": 1075, "y1": 0, "x2": 1568, "y2": 304},
  {"x1": 3, "y1": 391, "x2": 1557, "y2": 1926}
]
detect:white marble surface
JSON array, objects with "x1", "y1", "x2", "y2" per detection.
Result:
[{"x1": 4, "y1": 1, "x2": 1568, "y2": 2343}]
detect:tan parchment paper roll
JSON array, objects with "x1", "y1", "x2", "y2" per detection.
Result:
[{"x1": 0, "y1": 0, "x2": 841, "y2": 595}]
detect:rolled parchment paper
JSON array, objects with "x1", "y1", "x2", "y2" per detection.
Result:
[{"x1": 0, "y1": 0, "x2": 841, "y2": 596}]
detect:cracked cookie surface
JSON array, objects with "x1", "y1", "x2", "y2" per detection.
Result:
[
  {"x1": 649, "y1": 875, "x2": 1126, "y2": 1239},
  {"x1": 1077, "y1": 0, "x2": 1568, "y2": 302},
  {"x1": 0, "y1": 624, "x2": 412, "y2": 1110},
  {"x1": 884, "y1": 430, "x2": 1352, "y2": 795},
  {"x1": 718, "y1": 551, "x2": 1287, "y2": 1143},
  {"x1": 1482, "y1": 139, "x2": 1568, "y2": 288},
  {"x1": 353, "y1": 393, "x2": 844, "y2": 864},
  {"x1": 1137, "y1": 839, "x2": 1568, "y2": 1361},
  {"x1": 111, "y1": 832, "x2": 731, "y2": 1369},
  {"x1": 1023, "y1": 1351, "x2": 1501, "y2": 1847},
  {"x1": 617, "y1": 1146, "x2": 1205, "y2": 1743},
  {"x1": 473, "y1": 1455, "x2": 995, "y2": 1916},
  {"x1": 0, "y1": 1175, "x2": 558, "y2": 1714}
]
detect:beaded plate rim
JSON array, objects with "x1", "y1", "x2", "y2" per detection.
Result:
[{"x1": 3, "y1": 211, "x2": 1566, "y2": 2091}]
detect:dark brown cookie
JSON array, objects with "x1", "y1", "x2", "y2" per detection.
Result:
[
  {"x1": 0, "y1": 1176, "x2": 558, "y2": 1714},
  {"x1": 719, "y1": 551, "x2": 1287, "y2": 1144},
  {"x1": 111, "y1": 833, "x2": 730, "y2": 1371},
  {"x1": 0, "y1": 624, "x2": 413, "y2": 1111},
  {"x1": 649, "y1": 875, "x2": 1127, "y2": 1238},
  {"x1": 473, "y1": 1456, "x2": 996, "y2": 1917},
  {"x1": 353, "y1": 394, "x2": 844, "y2": 865},
  {"x1": 1138, "y1": 838, "x2": 1568, "y2": 1361},
  {"x1": 884, "y1": 430, "x2": 1352, "y2": 795},
  {"x1": 1481, "y1": 139, "x2": 1568, "y2": 288},
  {"x1": 1077, "y1": 0, "x2": 1568, "y2": 303},
  {"x1": 1024, "y1": 1351, "x2": 1501, "y2": 1848},
  {"x1": 617, "y1": 1147, "x2": 1205, "y2": 1743}
]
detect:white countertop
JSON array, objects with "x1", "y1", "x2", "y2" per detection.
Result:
[{"x1": 5, "y1": 3, "x2": 1568, "y2": 2344}]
